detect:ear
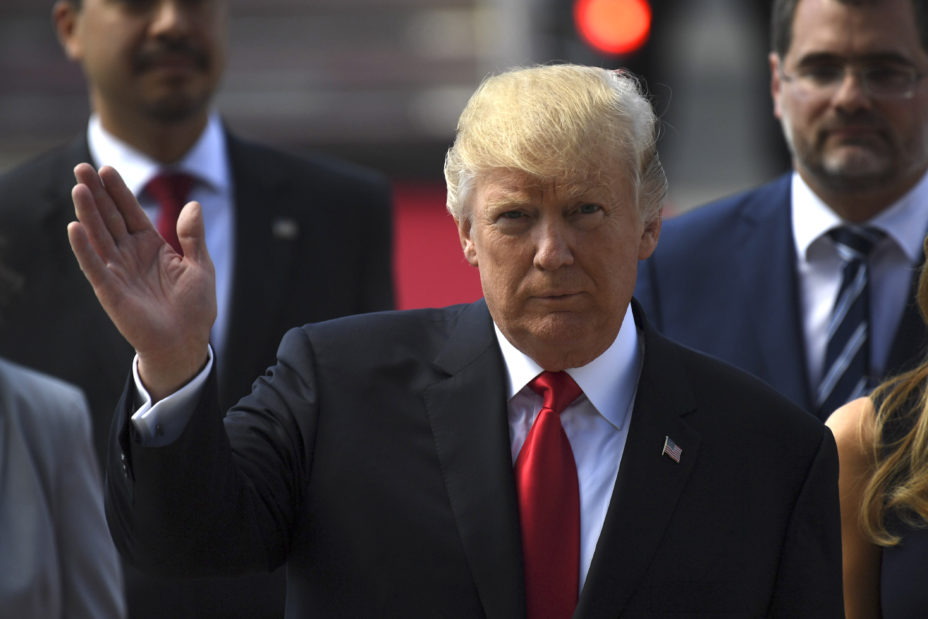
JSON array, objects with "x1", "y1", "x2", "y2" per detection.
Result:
[
  {"x1": 769, "y1": 52, "x2": 784, "y2": 120},
  {"x1": 637, "y1": 210, "x2": 662, "y2": 261},
  {"x1": 455, "y1": 216, "x2": 479, "y2": 267},
  {"x1": 52, "y1": 0, "x2": 82, "y2": 61}
]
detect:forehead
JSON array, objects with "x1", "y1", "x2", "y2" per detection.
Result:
[
  {"x1": 788, "y1": 0, "x2": 926, "y2": 65},
  {"x1": 81, "y1": 0, "x2": 227, "y2": 16},
  {"x1": 475, "y1": 167, "x2": 631, "y2": 202}
]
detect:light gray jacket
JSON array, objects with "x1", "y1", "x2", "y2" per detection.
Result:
[{"x1": 0, "y1": 358, "x2": 124, "y2": 618}]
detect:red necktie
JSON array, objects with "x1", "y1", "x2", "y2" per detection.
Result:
[
  {"x1": 146, "y1": 172, "x2": 194, "y2": 255},
  {"x1": 515, "y1": 371, "x2": 582, "y2": 619}
]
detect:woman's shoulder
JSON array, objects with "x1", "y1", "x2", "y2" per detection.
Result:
[{"x1": 826, "y1": 396, "x2": 877, "y2": 466}]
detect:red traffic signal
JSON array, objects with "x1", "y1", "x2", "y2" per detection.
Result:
[{"x1": 574, "y1": 0, "x2": 652, "y2": 55}]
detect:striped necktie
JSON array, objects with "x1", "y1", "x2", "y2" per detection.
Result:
[{"x1": 816, "y1": 225, "x2": 884, "y2": 418}]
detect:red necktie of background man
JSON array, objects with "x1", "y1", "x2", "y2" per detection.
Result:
[
  {"x1": 515, "y1": 370, "x2": 582, "y2": 619},
  {"x1": 146, "y1": 171, "x2": 194, "y2": 255}
]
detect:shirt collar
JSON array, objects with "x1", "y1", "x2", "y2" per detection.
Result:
[
  {"x1": 791, "y1": 170, "x2": 928, "y2": 264},
  {"x1": 86, "y1": 112, "x2": 230, "y2": 196},
  {"x1": 494, "y1": 303, "x2": 642, "y2": 431}
]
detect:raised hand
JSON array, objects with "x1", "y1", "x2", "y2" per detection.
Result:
[{"x1": 67, "y1": 163, "x2": 216, "y2": 401}]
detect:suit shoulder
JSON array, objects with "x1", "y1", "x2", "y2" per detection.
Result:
[
  {"x1": 660, "y1": 175, "x2": 790, "y2": 243},
  {"x1": 270, "y1": 305, "x2": 472, "y2": 371},
  {"x1": 0, "y1": 139, "x2": 84, "y2": 227},
  {"x1": 0, "y1": 358, "x2": 90, "y2": 431},
  {"x1": 227, "y1": 135, "x2": 389, "y2": 194},
  {"x1": 298, "y1": 304, "x2": 469, "y2": 347},
  {"x1": 668, "y1": 340, "x2": 822, "y2": 437},
  {"x1": 0, "y1": 139, "x2": 82, "y2": 189}
]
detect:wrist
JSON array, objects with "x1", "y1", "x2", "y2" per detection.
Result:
[{"x1": 137, "y1": 344, "x2": 210, "y2": 403}]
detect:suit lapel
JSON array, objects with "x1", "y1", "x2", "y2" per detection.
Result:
[
  {"x1": 54, "y1": 137, "x2": 94, "y2": 201},
  {"x1": 217, "y1": 133, "x2": 299, "y2": 407},
  {"x1": 424, "y1": 301, "x2": 525, "y2": 619},
  {"x1": 731, "y1": 177, "x2": 812, "y2": 410},
  {"x1": 57, "y1": 137, "x2": 136, "y2": 395},
  {"x1": 575, "y1": 308, "x2": 701, "y2": 618},
  {"x1": 574, "y1": 306, "x2": 700, "y2": 619},
  {"x1": 886, "y1": 251, "x2": 928, "y2": 377}
]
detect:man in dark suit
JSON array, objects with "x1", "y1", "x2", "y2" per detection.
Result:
[
  {"x1": 70, "y1": 64, "x2": 843, "y2": 617},
  {"x1": 0, "y1": 0, "x2": 392, "y2": 617},
  {"x1": 635, "y1": 0, "x2": 928, "y2": 418}
]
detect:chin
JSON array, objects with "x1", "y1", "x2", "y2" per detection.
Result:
[
  {"x1": 520, "y1": 325, "x2": 611, "y2": 369},
  {"x1": 821, "y1": 162, "x2": 893, "y2": 191},
  {"x1": 146, "y1": 93, "x2": 210, "y2": 123}
]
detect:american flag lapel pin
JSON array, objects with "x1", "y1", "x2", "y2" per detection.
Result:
[{"x1": 661, "y1": 435, "x2": 682, "y2": 463}]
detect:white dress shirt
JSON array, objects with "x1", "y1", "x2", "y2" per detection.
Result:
[
  {"x1": 87, "y1": 113, "x2": 235, "y2": 359},
  {"x1": 792, "y1": 170, "x2": 928, "y2": 392},
  {"x1": 496, "y1": 302, "x2": 642, "y2": 592},
  {"x1": 131, "y1": 304, "x2": 643, "y2": 592}
]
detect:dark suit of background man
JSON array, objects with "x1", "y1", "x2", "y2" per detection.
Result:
[
  {"x1": 68, "y1": 63, "x2": 844, "y2": 617},
  {"x1": 0, "y1": 0, "x2": 393, "y2": 617},
  {"x1": 636, "y1": 0, "x2": 928, "y2": 419}
]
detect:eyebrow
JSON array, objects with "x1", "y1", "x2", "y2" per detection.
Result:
[
  {"x1": 484, "y1": 193, "x2": 532, "y2": 210},
  {"x1": 794, "y1": 51, "x2": 917, "y2": 68}
]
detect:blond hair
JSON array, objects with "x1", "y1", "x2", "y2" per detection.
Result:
[
  {"x1": 862, "y1": 238, "x2": 928, "y2": 545},
  {"x1": 443, "y1": 64, "x2": 666, "y2": 224}
]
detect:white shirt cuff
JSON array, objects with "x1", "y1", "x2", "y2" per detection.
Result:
[{"x1": 130, "y1": 346, "x2": 214, "y2": 447}]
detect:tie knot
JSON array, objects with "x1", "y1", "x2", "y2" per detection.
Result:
[
  {"x1": 145, "y1": 171, "x2": 194, "y2": 209},
  {"x1": 146, "y1": 171, "x2": 195, "y2": 255},
  {"x1": 828, "y1": 226, "x2": 884, "y2": 261},
  {"x1": 529, "y1": 371, "x2": 582, "y2": 415}
]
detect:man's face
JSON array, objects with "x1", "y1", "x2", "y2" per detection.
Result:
[
  {"x1": 456, "y1": 167, "x2": 660, "y2": 371},
  {"x1": 770, "y1": 0, "x2": 928, "y2": 202},
  {"x1": 54, "y1": 0, "x2": 227, "y2": 125}
]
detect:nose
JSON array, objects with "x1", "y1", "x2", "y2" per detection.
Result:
[
  {"x1": 150, "y1": 0, "x2": 192, "y2": 37},
  {"x1": 831, "y1": 69, "x2": 872, "y2": 112},
  {"x1": 533, "y1": 219, "x2": 574, "y2": 271}
]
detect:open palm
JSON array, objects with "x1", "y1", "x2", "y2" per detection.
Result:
[{"x1": 67, "y1": 163, "x2": 216, "y2": 399}]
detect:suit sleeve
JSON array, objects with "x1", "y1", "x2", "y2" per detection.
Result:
[
  {"x1": 105, "y1": 327, "x2": 319, "y2": 578},
  {"x1": 767, "y1": 426, "x2": 845, "y2": 617}
]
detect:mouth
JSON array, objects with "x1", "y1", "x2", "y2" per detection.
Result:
[
  {"x1": 135, "y1": 47, "x2": 208, "y2": 75},
  {"x1": 823, "y1": 117, "x2": 883, "y2": 140},
  {"x1": 828, "y1": 126, "x2": 880, "y2": 139},
  {"x1": 531, "y1": 291, "x2": 585, "y2": 305}
]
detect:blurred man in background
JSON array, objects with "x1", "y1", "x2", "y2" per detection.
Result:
[
  {"x1": 0, "y1": 0, "x2": 394, "y2": 616},
  {"x1": 636, "y1": 0, "x2": 928, "y2": 418}
]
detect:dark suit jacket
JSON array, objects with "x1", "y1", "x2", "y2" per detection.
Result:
[
  {"x1": 0, "y1": 131, "x2": 394, "y2": 618},
  {"x1": 106, "y1": 300, "x2": 844, "y2": 618},
  {"x1": 635, "y1": 174, "x2": 928, "y2": 417}
]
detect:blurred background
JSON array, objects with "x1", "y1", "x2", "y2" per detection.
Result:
[{"x1": 0, "y1": 0, "x2": 790, "y2": 308}]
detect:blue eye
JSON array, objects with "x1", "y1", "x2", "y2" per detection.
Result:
[
  {"x1": 501, "y1": 211, "x2": 524, "y2": 219},
  {"x1": 578, "y1": 203, "x2": 602, "y2": 214}
]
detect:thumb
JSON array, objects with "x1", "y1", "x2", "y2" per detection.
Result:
[{"x1": 176, "y1": 201, "x2": 211, "y2": 264}]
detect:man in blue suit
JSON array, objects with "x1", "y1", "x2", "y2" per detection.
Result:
[{"x1": 636, "y1": 0, "x2": 928, "y2": 418}]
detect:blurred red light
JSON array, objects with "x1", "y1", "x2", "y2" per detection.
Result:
[{"x1": 574, "y1": 0, "x2": 652, "y2": 55}]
